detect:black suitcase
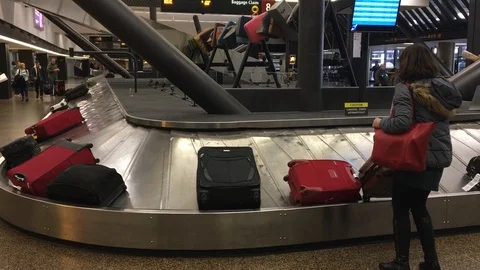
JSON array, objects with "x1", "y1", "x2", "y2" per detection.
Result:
[
  {"x1": 467, "y1": 156, "x2": 480, "y2": 178},
  {"x1": 65, "y1": 83, "x2": 89, "y2": 102},
  {"x1": 46, "y1": 164, "x2": 127, "y2": 206},
  {"x1": 0, "y1": 135, "x2": 41, "y2": 169},
  {"x1": 196, "y1": 147, "x2": 261, "y2": 210}
]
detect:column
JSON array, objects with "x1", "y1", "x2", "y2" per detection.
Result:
[
  {"x1": 149, "y1": 6, "x2": 159, "y2": 77},
  {"x1": 18, "y1": 50, "x2": 34, "y2": 71},
  {"x1": 437, "y1": 42, "x2": 455, "y2": 72},
  {"x1": 468, "y1": 0, "x2": 480, "y2": 65},
  {"x1": 149, "y1": 7, "x2": 157, "y2": 21},
  {"x1": 56, "y1": 56, "x2": 67, "y2": 81},
  {"x1": 297, "y1": 0, "x2": 325, "y2": 111},
  {"x1": 0, "y1": 43, "x2": 12, "y2": 99},
  {"x1": 35, "y1": 53, "x2": 48, "y2": 71}
]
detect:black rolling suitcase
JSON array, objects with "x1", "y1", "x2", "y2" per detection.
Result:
[
  {"x1": 46, "y1": 164, "x2": 127, "y2": 206},
  {"x1": 196, "y1": 147, "x2": 261, "y2": 210},
  {"x1": 65, "y1": 83, "x2": 89, "y2": 102},
  {"x1": 0, "y1": 135, "x2": 41, "y2": 169}
]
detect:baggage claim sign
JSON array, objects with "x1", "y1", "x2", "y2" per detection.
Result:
[{"x1": 161, "y1": 0, "x2": 276, "y2": 15}]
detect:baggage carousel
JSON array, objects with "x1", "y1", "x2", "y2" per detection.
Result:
[{"x1": 1, "y1": 80, "x2": 480, "y2": 251}]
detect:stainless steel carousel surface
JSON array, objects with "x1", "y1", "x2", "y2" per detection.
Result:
[{"x1": 1, "y1": 80, "x2": 480, "y2": 251}]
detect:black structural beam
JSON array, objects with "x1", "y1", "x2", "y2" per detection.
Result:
[
  {"x1": 43, "y1": 13, "x2": 132, "y2": 79},
  {"x1": 468, "y1": 0, "x2": 480, "y2": 65},
  {"x1": 397, "y1": 17, "x2": 453, "y2": 77},
  {"x1": 449, "y1": 60, "x2": 480, "y2": 101},
  {"x1": 298, "y1": 0, "x2": 325, "y2": 111},
  {"x1": 72, "y1": 0, "x2": 249, "y2": 114}
]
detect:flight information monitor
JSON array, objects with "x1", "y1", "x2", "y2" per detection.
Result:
[
  {"x1": 351, "y1": 0, "x2": 401, "y2": 32},
  {"x1": 160, "y1": 0, "x2": 275, "y2": 15}
]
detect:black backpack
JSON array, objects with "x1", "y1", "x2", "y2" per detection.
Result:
[{"x1": 467, "y1": 156, "x2": 480, "y2": 178}]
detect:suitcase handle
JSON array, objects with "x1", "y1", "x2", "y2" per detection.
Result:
[{"x1": 13, "y1": 173, "x2": 26, "y2": 182}]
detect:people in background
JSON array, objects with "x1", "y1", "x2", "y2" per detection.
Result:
[
  {"x1": 373, "y1": 44, "x2": 462, "y2": 270},
  {"x1": 10, "y1": 61, "x2": 19, "y2": 95},
  {"x1": 31, "y1": 61, "x2": 47, "y2": 99},
  {"x1": 47, "y1": 58, "x2": 60, "y2": 95},
  {"x1": 374, "y1": 64, "x2": 389, "y2": 86},
  {"x1": 15, "y1": 62, "x2": 29, "y2": 102}
]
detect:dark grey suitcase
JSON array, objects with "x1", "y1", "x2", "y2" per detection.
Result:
[
  {"x1": 46, "y1": 164, "x2": 126, "y2": 207},
  {"x1": 0, "y1": 135, "x2": 41, "y2": 169},
  {"x1": 65, "y1": 83, "x2": 89, "y2": 102},
  {"x1": 196, "y1": 147, "x2": 261, "y2": 210}
]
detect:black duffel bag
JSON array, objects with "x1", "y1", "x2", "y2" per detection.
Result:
[
  {"x1": 0, "y1": 135, "x2": 41, "y2": 169},
  {"x1": 47, "y1": 164, "x2": 126, "y2": 206}
]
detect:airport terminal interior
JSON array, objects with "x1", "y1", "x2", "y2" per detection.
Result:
[{"x1": 2, "y1": 0, "x2": 480, "y2": 269}]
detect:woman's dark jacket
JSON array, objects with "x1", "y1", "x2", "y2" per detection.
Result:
[{"x1": 379, "y1": 78, "x2": 463, "y2": 191}]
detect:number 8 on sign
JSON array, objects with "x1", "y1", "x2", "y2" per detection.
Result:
[{"x1": 262, "y1": 0, "x2": 275, "y2": 12}]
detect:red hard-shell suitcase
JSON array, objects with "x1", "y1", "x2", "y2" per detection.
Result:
[
  {"x1": 244, "y1": 13, "x2": 267, "y2": 44},
  {"x1": 25, "y1": 107, "x2": 83, "y2": 140},
  {"x1": 284, "y1": 159, "x2": 362, "y2": 205},
  {"x1": 7, "y1": 140, "x2": 99, "y2": 197}
]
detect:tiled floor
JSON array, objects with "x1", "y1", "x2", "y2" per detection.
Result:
[{"x1": 0, "y1": 88, "x2": 479, "y2": 270}]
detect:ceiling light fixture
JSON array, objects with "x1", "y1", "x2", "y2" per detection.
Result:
[{"x1": 0, "y1": 34, "x2": 87, "y2": 59}]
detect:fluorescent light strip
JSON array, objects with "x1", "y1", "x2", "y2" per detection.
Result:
[{"x1": 0, "y1": 34, "x2": 87, "y2": 59}]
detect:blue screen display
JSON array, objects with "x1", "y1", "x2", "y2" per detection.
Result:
[{"x1": 351, "y1": 0, "x2": 401, "y2": 32}]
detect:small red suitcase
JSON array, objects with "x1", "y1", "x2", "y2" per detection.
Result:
[
  {"x1": 244, "y1": 13, "x2": 267, "y2": 44},
  {"x1": 25, "y1": 107, "x2": 83, "y2": 140},
  {"x1": 7, "y1": 140, "x2": 99, "y2": 197},
  {"x1": 284, "y1": 159, "x2": 362, "y2": 205}
]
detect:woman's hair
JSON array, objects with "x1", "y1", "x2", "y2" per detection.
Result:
[
  {"x1": 19, "y1": 62, "x2": 25, "y2": 69},
  {"x1": 397, "y1": 44, "x2": 439, "y2": 82}
]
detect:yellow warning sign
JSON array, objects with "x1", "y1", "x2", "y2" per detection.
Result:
[{"x1": 344, "y1": 102, "x2": 368, "y2": 108}]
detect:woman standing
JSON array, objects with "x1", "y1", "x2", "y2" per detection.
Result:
[
  {"x1": 15, "y1": 63, "x2": 30, "y2": 102},
  {"x1": 372, "y1": 44, "x2": 462, "y2": 270}
]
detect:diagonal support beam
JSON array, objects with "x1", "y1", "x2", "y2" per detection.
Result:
[
  {"x1": 72, "y1": 0, "x2": 249, "y2": 114},
  {"x1": 43, "y1": 12, "x2": 133, "y2": 79}
]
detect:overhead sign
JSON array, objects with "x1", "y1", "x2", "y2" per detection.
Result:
[
  {"x1": 34, "y1": 9, "x2": 45, "y2": 30},
  {"x1": 344, "y1": 102, "x2": 369, "y2": 116},
  {"x1": 161, "y1": 0, "x2": 270, "y2": 15}
]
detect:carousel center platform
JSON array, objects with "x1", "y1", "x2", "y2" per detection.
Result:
[
  {"x1": 1, "y1": 78, "x2": 480, "y2": 251},
  {"x1": 107, "y1": 78, "x2": 480, "y2": 130}
]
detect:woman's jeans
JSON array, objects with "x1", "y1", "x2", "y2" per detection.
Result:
[
  {"x1": 19, "y1": 86, "x2": 28, "y2": 99},
  {"x1": 391, "y1": 179, "x2": 438, "y2": 263}
]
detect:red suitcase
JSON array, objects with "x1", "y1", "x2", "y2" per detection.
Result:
[
  {"x1": 244, "y1": 13, "x2": 267, "y2": 44},
  {"x1": 25, "y1": 107, "x2": 83, "y2": 140},
  {"x1": 284, "y1": 159, "x2": 362, "y2": 205},
  {"x1": 7, "y1": 140, "x2": 99, "y2": 197}
]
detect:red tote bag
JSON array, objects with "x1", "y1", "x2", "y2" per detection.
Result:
[{"x1": 371, "y1": 84, "x2": 436, "y2": 172}]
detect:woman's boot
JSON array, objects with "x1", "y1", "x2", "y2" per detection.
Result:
[
  {"x1": 414, "y1": 215, "x2": 440, "y2": 270},
  {"x1": 379, "y1": 219, "x2": 411, "y2": 270}
]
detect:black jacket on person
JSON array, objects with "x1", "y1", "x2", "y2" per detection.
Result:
[{"x1": 30, "y1": 66, "x2": 47, "y2": 83}]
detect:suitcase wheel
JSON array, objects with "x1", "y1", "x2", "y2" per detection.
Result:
[
  {"x1": 86, "y1": 143, "x2": 94, "y2": 148},
  {"x1": 94, "y1": 158, "x2": 100, "y2": 164},
  {"x1": 363, "y1": 196, "x2": 371, "y2": 203},
  {"x1": 252, "y1": 190, "x2": 260, "y2": 202},
  {"x1": 199, "y1": 192, "x2": 208, "y2": 204},
  {"x1": 66, "y1": 138, "x2": 73, "y2": 142},
  {"x1": 283, "y1": 175, "x2": 289, "y2": 182}
]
